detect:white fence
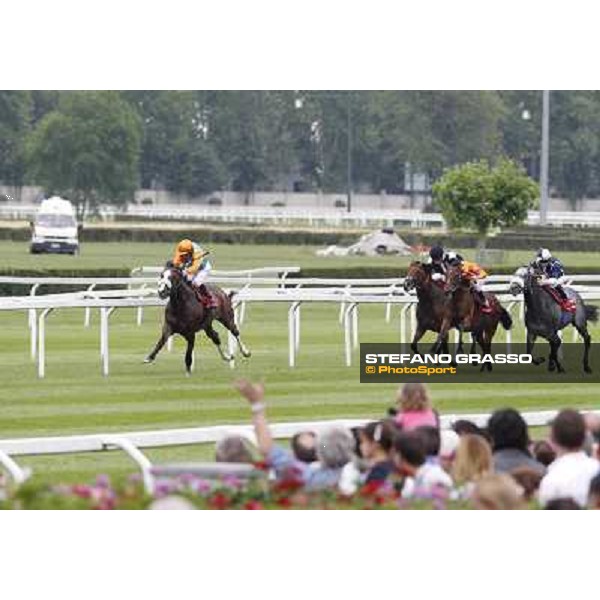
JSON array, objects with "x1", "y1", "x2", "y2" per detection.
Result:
[
  {"x1": 2, "y1": 272, "x2": 600, "y2": 377},
  {"x1": 5, "y1": 201, "x2": 600, "y2": 227},
  {"x1": 2, "y1": 409, "x2": 599, "y2": 493}
]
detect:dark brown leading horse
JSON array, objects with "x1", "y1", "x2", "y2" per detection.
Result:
[
  {"x1": 439, "y1": 265, "x2": 513, "y2": 369},
  {"x1": 144, "y1": 263, "x2": 251, "y2": 373},
  {"x1": 403, "y1": 261, "x2": 465, "y2": 355}
]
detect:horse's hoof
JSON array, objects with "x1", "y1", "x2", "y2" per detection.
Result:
[
  {"x1": 143, "y1": 357, "x2": 154, "y2": 364},
  {"x1": 585, "y1": 366, "x2": 592, "y2": 374},
  {"x1": 185, "y1": 370, "x2": 191, "y2": 378},
  {"x1": 533, "y1": 357, "x2": 545, "y2": 366},
  {"x1": 242, "y1": 350, "x2": 252, "y2": 358}
]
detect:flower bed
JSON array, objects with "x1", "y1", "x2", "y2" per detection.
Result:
[{"x1": 0, "y1": 473, "x2": 474, "y2": 510}]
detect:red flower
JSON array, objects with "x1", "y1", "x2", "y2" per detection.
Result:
[
  {"x1": 209, "y1": 492, "x2": 231, "y2": 510},
  {"x1": 359, "y1": 480, "x2": 384, "y2": 496},
  {"x1": 253, "y1": 461, "x2": 270, "y2": 471},
  {"x1": 244, "y1": 500, "x2": 263, "y2": 510},
  {"x1": 276, "y1": 496, "x2": 293, "y2": 508},
  {"x1": 273, "y1": 477, "x2": 304, "y2": 493}
]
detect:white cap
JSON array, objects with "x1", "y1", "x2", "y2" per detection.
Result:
[{"x1": 538, "y1": 248, "x2": 552, "y2": 261}]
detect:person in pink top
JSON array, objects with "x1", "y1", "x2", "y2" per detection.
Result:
[{"x1": 394, "y1": 383, "x2": 439, "y2": 430}]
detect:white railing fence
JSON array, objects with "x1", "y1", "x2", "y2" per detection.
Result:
[
  {"x1": 2, "y1": 272, "x2": 600, "y2": 377},
  {"x1": 4, "y1": 202, "x2": 600, "y2": 227},
  {"x1": 2, "y1": 409, "x2": 599, "y2": 494}
]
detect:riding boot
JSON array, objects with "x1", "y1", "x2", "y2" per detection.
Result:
[{"x1": 556, "y1": 285, "x2": 576, "y2": 312}]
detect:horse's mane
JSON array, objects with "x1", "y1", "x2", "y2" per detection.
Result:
[{"x1": 408, "y1": 260, "x2": 433, "y2": 273}]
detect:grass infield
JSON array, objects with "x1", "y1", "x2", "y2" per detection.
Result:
[{"x1": 0, "y1": 241, "x2": 599, "y2": 483}]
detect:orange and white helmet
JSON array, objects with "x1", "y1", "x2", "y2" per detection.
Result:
[{"x1": 176, "y1": 239, "x2": 194, "y2": 255}]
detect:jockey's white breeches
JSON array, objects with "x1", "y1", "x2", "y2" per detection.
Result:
[
  {"x1": 540, "y1": 276, "x2": 566, "y2": 288},
  {"x1": 190, "y1": 262, "x2": 212, "y2": 287},
  {"x1": 431, "y1": 272, "x2": 446, "y2": 282}
]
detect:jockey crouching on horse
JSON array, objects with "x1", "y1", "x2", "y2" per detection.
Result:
[
  {"x1": 531, "y1": 248, "x2": 576, "y2": 312},
  {"x1": 446, "y1": 251, "x2": 493, "y2": 314},
  {"x1": 172, "y1": 239, "x2": 218, "y2": 316},
  {"x1": 427, "y1": 245, "x2": 449, "y2": 286}
]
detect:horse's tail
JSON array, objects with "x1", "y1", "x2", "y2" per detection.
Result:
[
  {"x1": 585, "y1": 304, "x2": 599, "y2": 323},
  {"x1": 499, "y1": 307, "x2": 513, "y2": 330}
]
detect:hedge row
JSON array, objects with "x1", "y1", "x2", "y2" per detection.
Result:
[
  {"x1": 0, "y1": 267, "x2": 131, "y2": 296},
  {"x1": 2, "y1": 225, "x2": 600, "y2": 251}
]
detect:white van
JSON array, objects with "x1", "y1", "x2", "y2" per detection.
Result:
[{"x1": 30, "y1": 197, "x2": 80, "y2": 255}]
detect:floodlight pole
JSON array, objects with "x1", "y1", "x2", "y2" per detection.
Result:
[
  {"x1": 539, "y1": 90, "x2": 550, "y2": 226},
  {"x1": 346, "y1": 91, "x2": 353, "y2": 213}
]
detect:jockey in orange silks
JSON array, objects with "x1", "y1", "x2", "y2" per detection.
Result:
[
  {"x1": 172, "y1": 239, "x2": 217, "y2": 309},
  {"x1": 447, "y1": 251, "x2": 492, "y2": 313}
]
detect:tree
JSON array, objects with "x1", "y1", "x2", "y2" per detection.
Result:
[
  {"x1": 433, "y1": 158, "x2": 538, "y2": 248},
  {"x1": 0, "y1": 91, "x2": 32, "y2": 188},
  {"x1": 207, "y1": 91, "x2": 290, "y2": 197},
  {"x1": 547, "y1": 91, "x2": 600, "y2": 205},
  {"x1": 123, "y1": 91, "x2": 221, "y2": 194},
  {"x1": 26, "y1": 91, "x2": 141, "y2": 216},
  {"x1": 168, "y1": 135, "x2": 226, "y2": 196}
]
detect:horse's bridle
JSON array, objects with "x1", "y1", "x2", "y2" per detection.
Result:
[
  {"x1": 403, "y1": 264, "x2": 428, "y2": 292},
  {"x1": 157, "y1": 266, "x2": 184, "y2": 300},
  {"x1": 444, "y1": 267, "x2": 464, "y2": 295}
]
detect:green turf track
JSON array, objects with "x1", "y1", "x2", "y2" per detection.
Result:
[
  {"x1": 2, "y1": 239, "x2": 600, "y2": 271},
  {"x1": 1, "y1": 241, "x2": 599, "y2": 483}
]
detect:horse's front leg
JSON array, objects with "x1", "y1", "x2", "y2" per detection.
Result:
[
  {"x1": 441, "y1": 333, "x2": 450, "y2": 355},
  {"x1": 456, "y1": 327, "x2": 464, "y2": 354},
  {"x1": 576, "y1": 324, "x2": 592, "y2": 373},
  {"x1": 432, "y1": 318, "x2": 452, "y2": 354},
  {"x1": 469, "y1": 332, "x2": 477, "y2": 354},
  {"x1": 184, "y1": 333, "x2": 196, "y2": 375},
  {"x1": 548, "y1": 334, "x2": 564, "y2": 373},
  {"x1": 144, "y1": 323, "x2": 172, "y2": 363},
  {"x1": 410, "y1": 323, "x2": 427, "y2": 356},
  {"x1": 526, "y1": 329, "x2": 544, "y2": 366}
]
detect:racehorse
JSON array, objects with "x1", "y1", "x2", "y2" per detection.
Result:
[
  {"x1": 403, "y1": 261, "x2": 469, "y2": 355},
  {"x1": 509, "y1": 266, "x2": 597, "y2": 373},
  {"x1": 436, "y1": 265, "x2": 513, "y2": 370},
  {"x1": 144, "y1": 263, "x2": 251, "y2": 373}
]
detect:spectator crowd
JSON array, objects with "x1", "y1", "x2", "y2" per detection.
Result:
[
  {"x1": 218, "y1": 380, "x2": 600, "y2": 509},
  {"x1": 4, "y1": 380, "x2": 599, "y2": 510}
]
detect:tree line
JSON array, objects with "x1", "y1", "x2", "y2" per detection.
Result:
[{"x1": 1, "y1": 90, "x2": 599, "y2": 209}]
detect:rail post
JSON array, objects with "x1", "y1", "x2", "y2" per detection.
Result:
[
  {"x1": 100, "y1": 307, "x2": 116, "y2": 376},
  {"x1": 343, "y1": 302, "x2": 358, "y2": 367},
  {"x1": 288, "y1": 301, "x2": 301, "y2": 367},
  {"x1": 0, "y1": 450, "x2": 29, "y2": 486},
  {"x1": 136, "y1": 284, "x2": 148, "y2": 326},
  {"x1": 37, "y1": 308, "x2": 54, "y2": 378},
  {"x1": 84, "y1": 283, "x2": 97, "y2": 327},
  {"x1": 400, "y1": 302, "x2": 413, "y2": 349}
]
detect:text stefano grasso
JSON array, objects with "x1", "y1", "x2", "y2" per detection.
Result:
[{"x1": 364, "y1": 353, "x2": 533, "y2": 365}]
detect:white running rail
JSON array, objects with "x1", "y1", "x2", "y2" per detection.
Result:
[{"x1": 2, "y1": 409, "x2": 599, "y2": 493}]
